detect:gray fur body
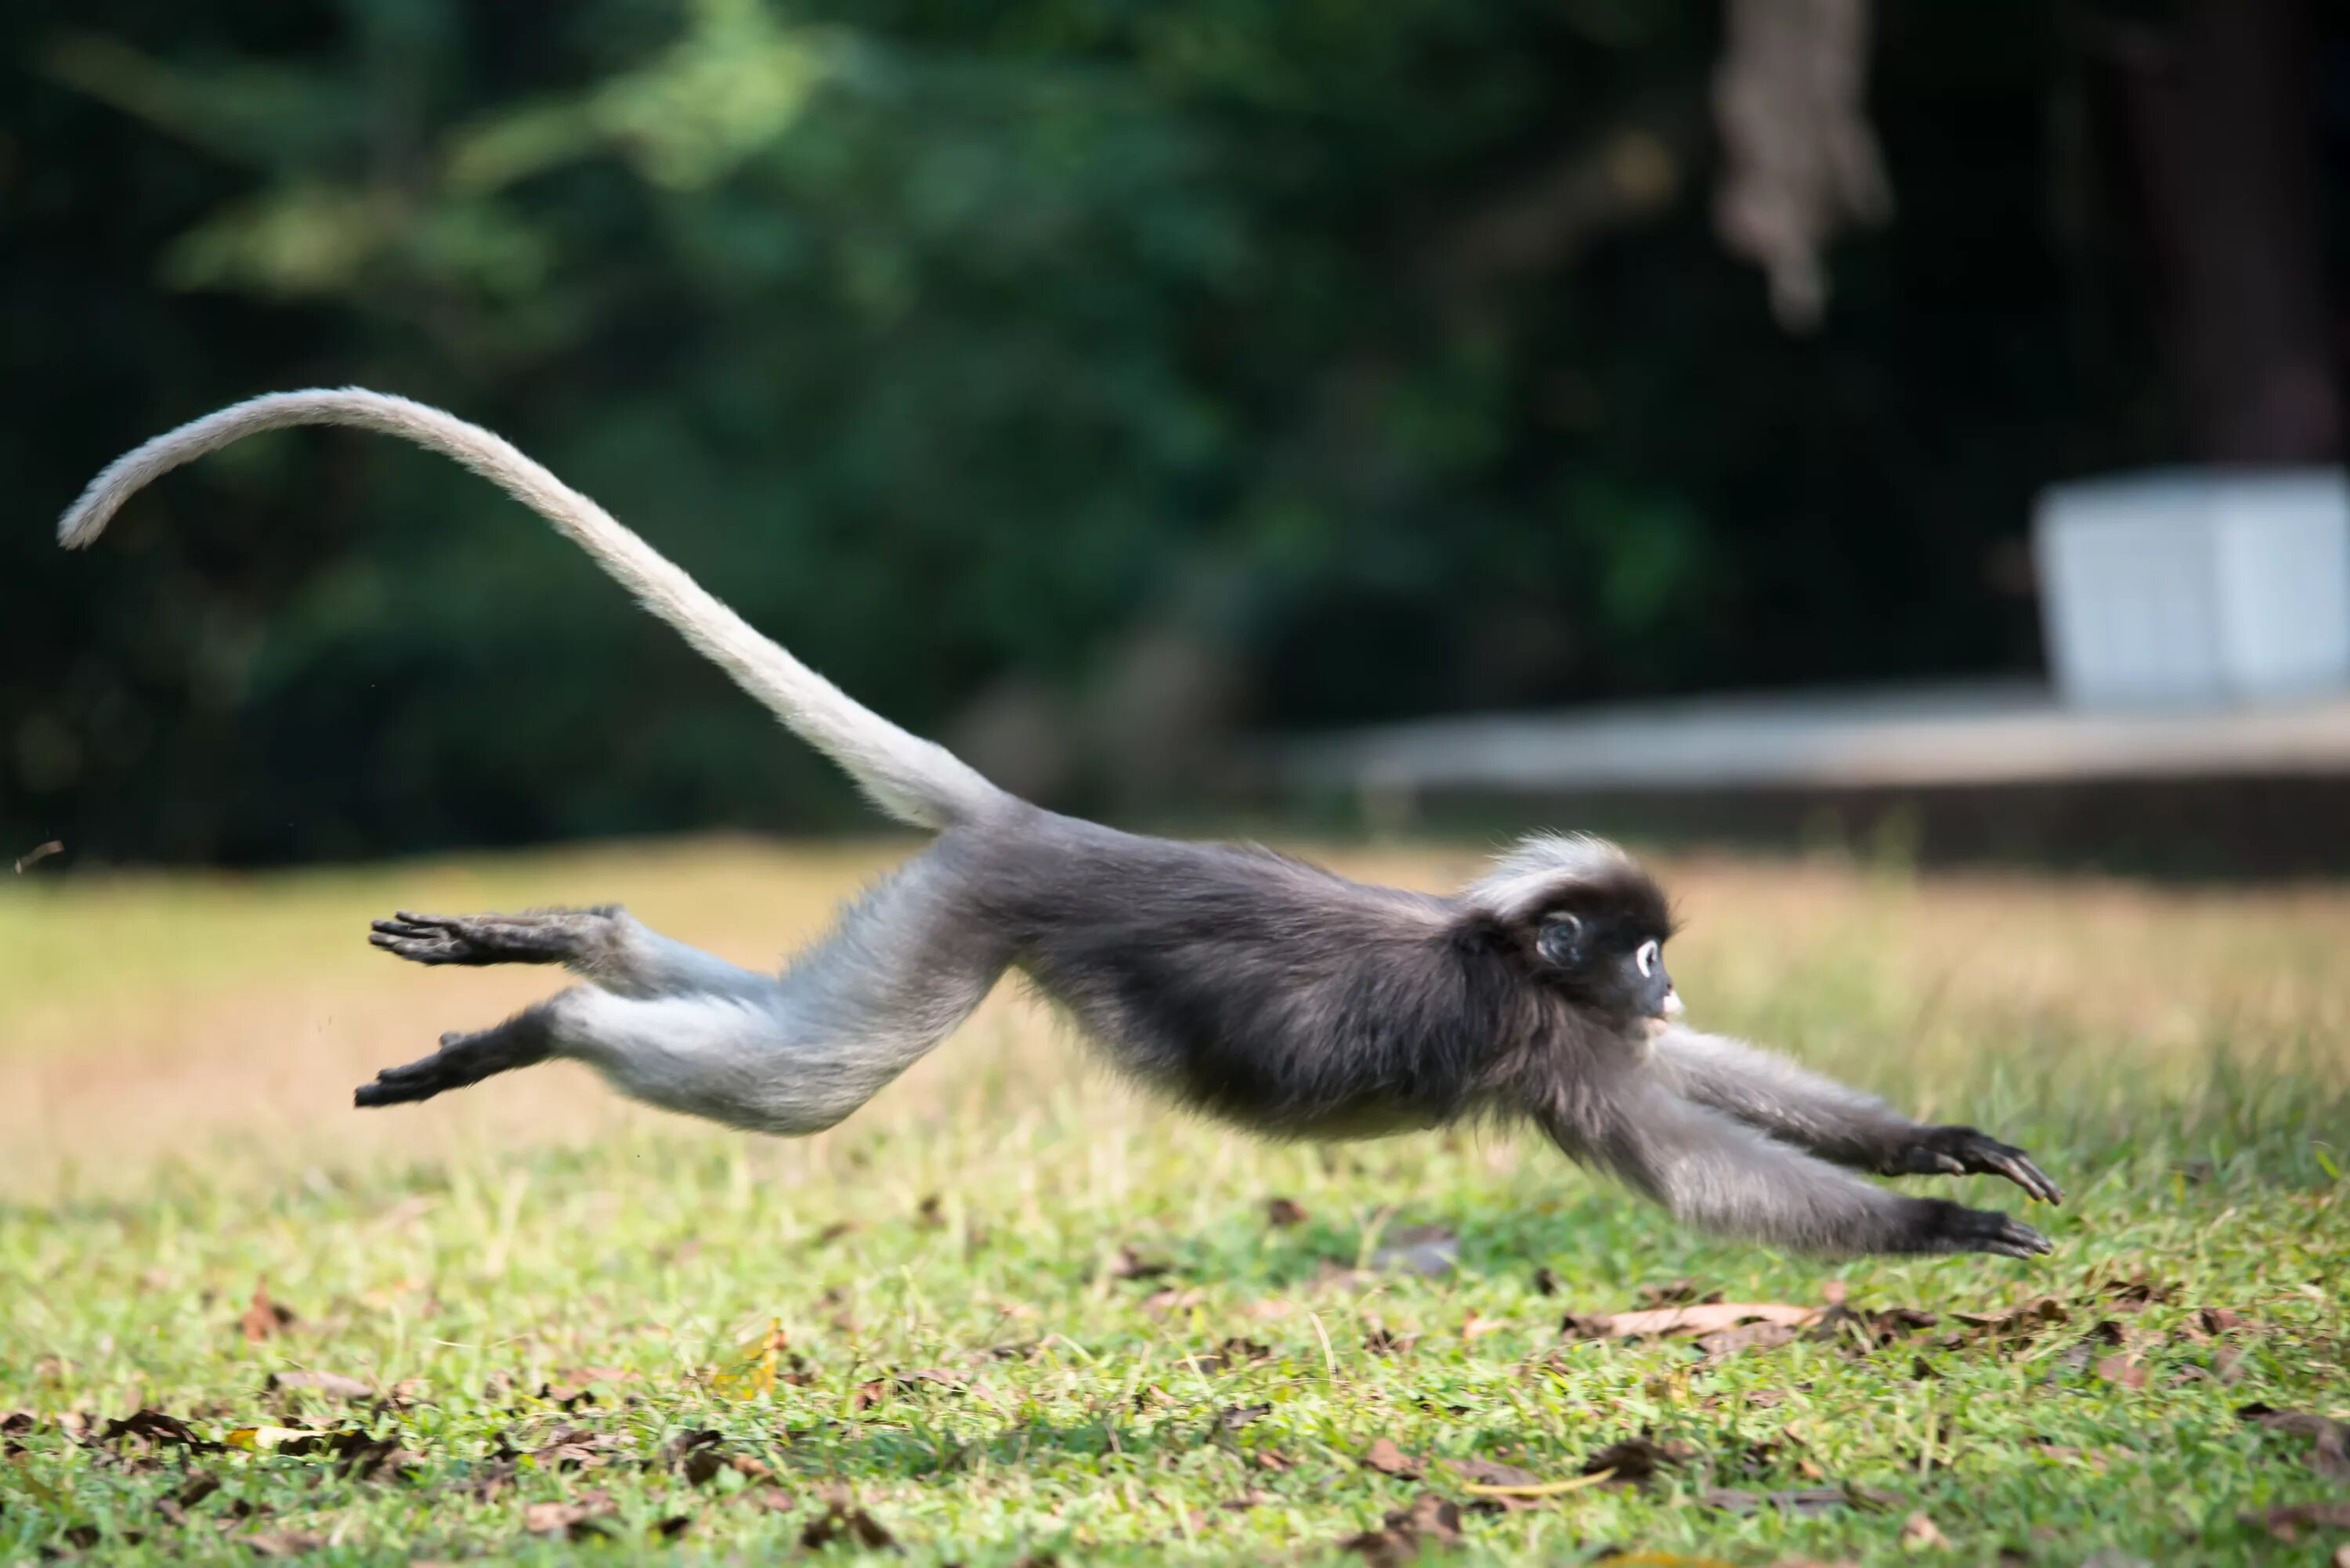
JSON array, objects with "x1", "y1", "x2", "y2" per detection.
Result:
[{"x1": 61, "y1": 389, "x2": 2061, "y2": 1260}]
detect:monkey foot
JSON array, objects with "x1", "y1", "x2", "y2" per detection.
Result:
[
  {"x1": 1888, "y1": 1126, "x2": 2063, "y2": 1205},
  {"x1": 354, "y1": 1015, "x2": 552, "y2": 1108},
  {"x1": 368, "y1": 910, "x2": 586, "y2": 967},
  {"x1": 1905, "y1": 1198, "x2": 2052, "y2": 1260}
]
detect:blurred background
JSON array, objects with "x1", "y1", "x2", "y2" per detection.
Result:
[{"x1": 8, "y1": 0, "x2": 2350, "y2": 875}]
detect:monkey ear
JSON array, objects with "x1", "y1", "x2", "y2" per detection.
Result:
[{"x1": 1536, "y1": 913, "x2": 1584, "y2": 966}]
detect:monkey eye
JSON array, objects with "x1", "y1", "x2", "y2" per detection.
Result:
[{"x1": 1634, "y1": 938, "x2": 1661, "y2": 977}]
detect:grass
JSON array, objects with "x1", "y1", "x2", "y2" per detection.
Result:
[{"x1": 2, "y1": 833, "x2": 2346, "y2": 1566}]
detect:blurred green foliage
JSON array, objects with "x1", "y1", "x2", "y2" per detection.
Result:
[{"x1": 5, "y1": 0, "x2": 2147, "y2": 861}]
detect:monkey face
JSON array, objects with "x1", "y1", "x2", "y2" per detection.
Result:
[{"x1": 1532, "y1": 905, "x2": 1680, "y2": 1029}]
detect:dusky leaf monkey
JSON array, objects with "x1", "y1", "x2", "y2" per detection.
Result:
[{"x1": 59, "y1": 389, "x2": 2060, "y2": 1259}]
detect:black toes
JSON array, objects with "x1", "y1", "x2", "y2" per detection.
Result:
[{"x1": 1907, "y1": 1198, "x2": 2052, "y2": 1259}]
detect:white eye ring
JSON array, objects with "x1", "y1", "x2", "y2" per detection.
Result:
[{"x1": 1635, "y1": 939, "x2": 1660, "y2": 977}]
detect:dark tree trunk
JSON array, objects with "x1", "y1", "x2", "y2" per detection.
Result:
[{"x1": 2118, "y1": 0, "x2": 2341, "y2": 463}]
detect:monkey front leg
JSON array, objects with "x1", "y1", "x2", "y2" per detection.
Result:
[
  {"x1": 1650, "y1": 1027, "x2": 2063, "y2": 1205},
  {"x1": 1542, "y1": 1078, "x2": 2052, "y2": 1259}
]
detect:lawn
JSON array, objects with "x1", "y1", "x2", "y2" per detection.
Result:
[{"x1": 2, "y1": 834, "x2": 2346, "y2": 1565}]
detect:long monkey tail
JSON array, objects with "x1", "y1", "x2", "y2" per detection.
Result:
[{"x1": 57, "y1": 388, "x2": 1008, "y2": 831}]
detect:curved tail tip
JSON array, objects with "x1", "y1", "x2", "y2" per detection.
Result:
[{"x1": 58, "y1": 497, "x2": 113, "y2": 551}]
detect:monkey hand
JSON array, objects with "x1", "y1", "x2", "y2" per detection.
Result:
[
  {"x1": 1900, "y1": 1197, "x2": 2052, "y2": 1259},
  {"x1": 1882, "y1": 1126, "x2": 2063, "y2": 1205}
]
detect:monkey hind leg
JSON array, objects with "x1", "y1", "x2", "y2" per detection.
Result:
[{"x1": 354, "y1": 1005, "x2": 555, "y2": 1107}]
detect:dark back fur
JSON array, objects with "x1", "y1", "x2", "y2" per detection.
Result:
[{"x1": 967, "y1": 808, "x2": 1654, "y2": 1138}]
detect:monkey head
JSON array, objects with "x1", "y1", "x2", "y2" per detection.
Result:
[{"x1": 1465, "y1": 833, "x2": 1682, "y2": 1035}]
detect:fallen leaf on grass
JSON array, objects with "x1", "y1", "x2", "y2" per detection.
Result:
[
  {"x1": 2239, "y1": 1404, "x2": 2350, "y2": 1479},
  {"x1": 1339, "y1": 1494, "x2": 1462, "y2": 1566},
  {"x1": 100, "y1": 1409, "x2": 216, "y2": 1452},
  {"x1": 1532, "y1": 1267, "x2": 1561, "y2": 1297},
  {"x1": 1363, "y1": 1438, "x2": 1425, "y2": 1479},
  {"x1": 263, "y1": 1371, "x2": 371, "y2": 1402},
  {"x1": 1364, "y1": 1327, "x2": 1418, "y2": 1356},
  {"x1": 1220, "y1": 1487, "x2": 1277, "y2": 1511},
  {"x1": 1266, "y1": 1198, "x2": 1309, "y2": 1227},
  {"x1": 801, "y1": 1499, "x2": 896, "y2": 1550},
  {"x1": 1562, "y1": 1302, "x2": 1817, "y2": 1342},
  {"x1": 239, "y1": 1284, "x2": 296, "y2": 1344},
  {"x1": 1812, "y1": 1304, "x2": 1940, "y2": 1349},
  {"x1": 663, "y1": 1429, "x2": 725, "y2": 1484},
  {"x1": 1217, "y1": 1404, "x2": 1271, "y2": 1431},
  {"x1": 1949, "y1": 1298, "x2": 2067, "y2": 1341},
  {"x1": 529, "y1": 1426, "x2": 622, "y2": 1471}
]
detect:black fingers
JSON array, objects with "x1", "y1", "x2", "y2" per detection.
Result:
[
  {"x1": 1900, "y1": 1197, "x2": 2053, "y2": 1260},
  {"x1": 1889, "y1": 1126, "x2": 2065, "y2": 1205}
]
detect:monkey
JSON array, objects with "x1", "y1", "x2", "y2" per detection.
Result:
[{"x1": 59, "y1": 388, "x2": 2061, "y2": 1259}]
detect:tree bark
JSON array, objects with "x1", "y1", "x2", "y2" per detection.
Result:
[{"x1": 2117, "y1": 0, "x2": 2341, "y2": 463}]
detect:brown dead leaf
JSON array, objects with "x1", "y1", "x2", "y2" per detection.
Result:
[
  {"x1": 664, "y1": 1428, "x2": 726, "y2": 1484},
  {"x1": 1363, "y1": 1437, "x2": 1426, "y2": 1479},
  {"x1": 1220, "y1": 1488, "x2": 1277, "y2": 1511},
  {"x1": 263, "y1": 1371, "x2": 371, "y2": 1402},
  {"x1": 1531, "y1": 1266, "x2": 1561, "y2": 1297},
  {"x1": 1255, "y1": 1448, "x2": 1295, "y2": 1472},
  {"x1": 1949, "y1": 1298, "x2": 2068, "y2": 1340},
  {"x1": 1266, "y1": 1197, "x2": 1309, "y2": 1227},
  {"x1": 739, "y1": 1483, "x2": 795, "y2": 1512},
  {"x1": 1564, "y1": 1301, "x2": 1819, "y2": 1342},
  {"x1": 239, "y1": 1284, "x2": 296, "y2": 1344},
  {"x1": 2239, "y1": 1404, "x2": 2350, "y2": 1479},
  {"x1": 1217, "y1": 1404, "x2": 1272, "y2": 1431},
  {"x1": 1364, "y1": 1327, "x2": 1417, "y2": 1356},
  {"x1": 801, "y1": 1500, "x2": 896, "y2": 1551},
  {"x1": 1141, "y1": 1287, "x2": 1204, "y2": 1314},
  {"x1": 1811, "y1": 1304, "x2": 1940, "y2": 1349},
  {"x1": 1900, "y1": 1512, "x2": 1949, "y2": 1549},
  {"x1": 100, "y1": 1408, "x2": 211, "y2": 1449}
]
